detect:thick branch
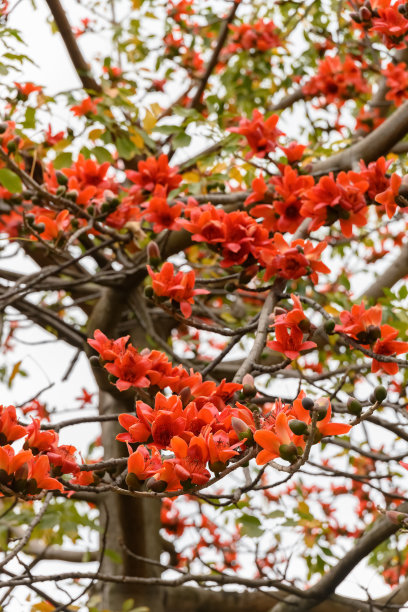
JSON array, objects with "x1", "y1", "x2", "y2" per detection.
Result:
[{"x1": 44, "y1": 0, "x2": 101, "y2": 92}]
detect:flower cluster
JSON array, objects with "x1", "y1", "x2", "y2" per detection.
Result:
[
  {"x1": 0, "y1": 405, "x2": 81, "y2": 496},
  {"x1": 228, "y1": 19, "x2": 283, "y2": 53},
  {"x1": 301, "y1": 171, "x2": 369, "y2": 237},
  {"x1": 254, "y1": 393, "x2": 351, "y2": 465},
  {"x1": 302, "y1": 55, "x2": 370, "y2": 107},
  {"x1": 335, "y1": 302, "x2": 408, "y2": 374}
]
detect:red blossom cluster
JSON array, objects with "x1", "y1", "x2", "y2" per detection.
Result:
[
  {"x1": 335, "y1": 302, "x2": 408, "y2": 374},
  {"x1": 302, "y1": 55, "x2": 370, "y2": 107},
  {"x1": 383, "y1": 62, "x2": 408, "y2": 106},
  {"x1": 227, "y1": 19, "x2": 283, "y2": 53},
  {"x1": 0, "y1": 405, "x2": 82, "y2": 495},
  {"x1": 300, "y1": 171, "x2": 369, "y2": 237},
  {"x1": 87, "y1": 330, "x2": 352, "y2": 492}
]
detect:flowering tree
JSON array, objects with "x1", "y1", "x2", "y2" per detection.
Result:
[{"x1": 2, "y1": 0, "x2": 408, "y2": 610}]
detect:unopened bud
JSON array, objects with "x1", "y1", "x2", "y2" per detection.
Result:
[
  {"x1": 386, "y1": 510, "x2": 408, "y2": 525},
  {"x1": 279, "y1": 442, "x2": 298, "y2": 462},
  {"x1": 302, "y1": 397, "x2": 315, "y2": 411},
  {"x1": 289, "y1": 419, "x2": 307, "y2": 435},
  {"x1": 55, "y1": 171, "x2": 68, "y2": 186},
  {"x1": 374, "y1": 385, "x2": 387, "y2": 403},
  {"x1": 324, "y1": 319, "x2": 335, "y2": 334},
  {"x1": 347, "y1": 397, "x2": 362, "y2": 415},
  {"x1": 66, "y1": 190, "x2": 78, "y2": 201},
  {"x1": 0, "y1": 122, "x2": 8, "y2": 134},
  {"x1": 147, "y1": 241, "x2": 161, "y2": 265},
  {"x1": 126, "y1": 472, "x2": 140, "y2": 491},
  {"x1": 359, "y1": 5, "x2": 372, "y2": 20}
]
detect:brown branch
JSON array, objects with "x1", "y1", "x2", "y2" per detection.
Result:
[
  {"x1": 44, "y1": 0, "x2": 101, "y2": 92},
  {"x1": 190, "y1": 1, "x2": 240, "y2": 109}
]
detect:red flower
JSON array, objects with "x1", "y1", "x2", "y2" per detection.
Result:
[
  {"x1": 25, "y1": 419, "x2": 58, "y2": 452},
  {"x1": 301, "y1": 171, "x2": 368, "y2": 237},
  {"x1": 140, "y1": 186, "x2": 184, "y2": 232},
  {"x1": 257, "y1": 233, "x2": 330, "y2": 283},
  {"x1": 105, "y1": 345, "x2": 152, "y2": 391},
  {"x1": 70, "y1": 96, "x2": 102, "y2": 116},
  {"x1": 29, "y1": 454, "x2": 64, "y2": 492},
  {"x1": 14, "y1": 82, "x2": 42, "y2": 97},
  {"x1": 220, "y1": 210, "x2": 269, "y2": 268},
  {"x1": 335, "y1": 302, "x2": 383, "y2": 342},
  {"x1": 147, "y1": 261, "x2": 208, "y2": 318},
  {"x1": 228, "y1": 109, "x2": 284, "y2": 159},
  {"x1": 267, "y1": 324, "x2": 316, "y2": 360},
  {"x1": 384, "y1": 62, "x2": 408, "y2": 106},
  {"x1": 126, "y1": 154, "x2": 182, "y2": 195},
  {"x1": 44, "y1": 124, "x2": 65, "y2": 146},
  {"x1": 0, "y1": 405, "x2": 26, "y2": 445},
  {"x1": 371, "y1": 325, "x2": 408, "y2": 375},
  {"x1": 244, "y1": 175, "x2": 270, "y2": 206},
  {"x1": 302, "y1": 55, "x2": 370, "y2": 108},
  {"x1": 371, "y1": 7, "x2": 408, "y2": 48},
  {"x1": 254, "y1": 412, "x2": 293, "y2": 465},
  {"x1": 228, "y1": 19, "x2": 282, "y2": 53},
  {"x1": 180, "y1": 202, "x2": 226, "y2": 243},
  {"x1": 359, "y1": 157, "x2": 392, "y2": 200},
  {"x1": 87, "y1": 329, "x2": 130, "y2": 361},
  {"x1": 170, "y1": 435, "x2": 210, "y2": 485},
  {"x1": 279, "y1": 142, "x2": 307, "y2": 163},
  {"x1": 375, "y1": 173, "x2": 402, "y2": 218},
  {"x1": 291, "y1": 393, "x2": 351, "y2": 438}
]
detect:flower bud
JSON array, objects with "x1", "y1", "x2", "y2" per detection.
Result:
[
  {"x1": 289, "y1": 419, "x2": 307, "y2": 435},
  {"x1": 359, "y1": 5, "x2": 372, "y2": 20},
  {"x1": 242, "y1": 374, "x2": 256, "y2": 397},
  {"x1": 0, "y1": 122, "x2": 8, "y2": 134},
  {"x1": 126, "y1": 472, "x2": 140, "y2": 491},
  {"x1": 315, "y1": 397, "x2": 329, "y2": 421},
  {"x1": 324, "y1": 319, "x2": 335, "y2": 334},
  {"x1": 55, "y1": 171, "x2": 68, "y2": 186},
  {"x1": 374, "y1": 385, "x2": 387, "y2": 403},
  {"x1": 386, "y1": 510, "x2": 408, "y2": 525},
  {"x1": 56, "y1": 185, "x2": 66, "y2": 196},
  {"x1": 144, "y1": 286, "x2": 154, "y2": 299},
  {"x1": 147, "y1": 241, "x2": 161, "y2": 265},
  {"x1": 347, "y1": 397, "x2": 362, "y2": 415},
  {"x1": 302, "y1": 396, "x2": 315, "y2": 411},
  {"x1": 279, "y1": 442, "x2": 298, "y2": 462},
  {"x1": 66, "y1": 190, "x2": 78, "y2": 202}
]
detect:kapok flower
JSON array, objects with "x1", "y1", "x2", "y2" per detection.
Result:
[
  {"x1": 147, "y1": 262, "x2": 208, "y2": 318},
  {"x1": 375, "y1": 173, "x2": 402, "y2": 218},
  {"x1": 28, "y1": 454, "x2": 64, "y2": 492},
  {"x1": 267, "y1": 324, "x2": 316, "y2": 360},
  {"x1": 254, "y1": 412, "x2": 294, "y2": 465},
  {"x1": 126, "y1": 154, "x2": 182, "y2": 194},
  {"x1": 70, "y1": 96, "x2": 102, "y2": 116},
  {"x1": 105, "y1": 345, "x2": 153, "y2": 391},
  {"x1": 0, "y1": 405, "x2": 26, "y2": 445},
  {"x1": 371, "y1": 325, "x2": 408, "y2": 375},
  {"x1": 170, "y1": 435, "x2": 210, "y2": 485},
  {"x1": 228, "y1": 109, "x2": 284, "y2": 159},
  {"x1": 87, "y1": 329, "x2": 130, "y2": 361},
  {"x1": 291, "y1": 394, "x2": 352, "y2": 438}
]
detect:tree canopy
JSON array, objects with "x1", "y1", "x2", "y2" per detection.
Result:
[{"x1": 1, "y1": 0, "x2": 408, "y2": 610}]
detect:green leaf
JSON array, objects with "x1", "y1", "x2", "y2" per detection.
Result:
[
  {"x1": 116, "y1": 136, "x2": 137, "y2": 160},
  {"x1": 53, "y1": 152, "x2": 72, "y2": 170},
  {"x1": 172, "y1": 132, "x2": 191, "y2": 148},
  {"x1": 237, "y1": 514, "x2": 264, "y2": 538},
  {"x1": 93, "y1": 146, "x2": 113, "y2": 164},
  {"x1": 23, "y1": 106, "x2": 36, "y2": 129},
  {"x1": 0, "y1": 168, "x2": 22, "y2": 193}
]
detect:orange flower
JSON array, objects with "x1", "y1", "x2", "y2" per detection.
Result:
[
  {"x1": 375, "y1": 173, "x2": 402, "y2": 218},
  {"x1": 126, "y1": 154, "x2": 182, "y2": 194},
  {"x1": 28, "y1": 455, "x2": 64, "y2": 492},
  {"x1": 228, "y1": 109, "x2": 284, "y2": 159},
  {"x1": 254, "y1": 412, "x2": 293, "y2": 465},
  {"x1": 70, "y1": 96, "x2": 102, "y2": 116},
  {"x1": 147, "y1": 261, "x2": 208, "y2": 318},
  {"x1": 0, "y1": 405, "x2": 26, "y2": 445},
  {"x1": 371, "y1": 325, "x2": 408, "y2": 375},
  {"x1": 268, "y1": 324, "x2": 316, "y2": 360}
]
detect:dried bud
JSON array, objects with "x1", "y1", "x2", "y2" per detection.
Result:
[
  {"x1": 179, "y1": 386, "x2": 192, "y2": 407},
  {"x1": 359, "y1": 5, "x2": 372, "y2": 20},
  {"x1": 146, "y1": 477, "x2": 167, "y2": 493},
  {"x1": 126, "y1": 472, "x2": 140, "y2": 491}
]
